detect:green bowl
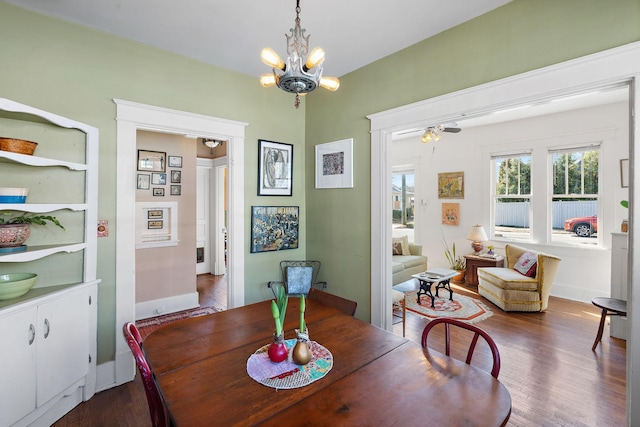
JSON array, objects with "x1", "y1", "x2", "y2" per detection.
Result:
[{"x1": 0, "y1": 273, "x2": 37, "y2": 300}]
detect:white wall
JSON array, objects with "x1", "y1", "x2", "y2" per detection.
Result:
[{"x1": 392, "y1": 100, "x2": 629, "y2": 302}]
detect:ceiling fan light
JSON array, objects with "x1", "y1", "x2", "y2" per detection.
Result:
[
  {"x1": 319, "y1": 76, "x2": 340, "y2": 91},
  {"x1": 260, "y1": 48, "x2": 285, "y2": 70},
  {"x1": 305, "y1": 47, "x2": 325, "y2": 70},
  {"x1": 259, "y1": 74, "x2": 277, "y2": 87}
]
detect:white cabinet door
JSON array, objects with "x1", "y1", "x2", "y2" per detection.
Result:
[
  {"x1": 36, "y1": 288, "x2": 89, "y2": 406},
  {"x1": 0, "y1": 307, "x2": 37, "y2": 426}
]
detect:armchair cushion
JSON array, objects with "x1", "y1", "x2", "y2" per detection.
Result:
[
  {"x1": 513, "y1": 251, "x2": 537, "y2": 277},
  {"x1": 392, "y1": 235, "x2": 410, "y2": 256}
]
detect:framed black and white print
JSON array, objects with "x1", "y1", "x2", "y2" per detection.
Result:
[
  {"x1": 152, "y1": 172, "x2": 166, "y2": 185},
  {"x1": 137, "y1": 149, "x2": 166, "y2": 172},
  {"x1": 315, "y1": 138, "x2": 353, "y2": 189},
  {"x1": 250, "y1": 206, "x2": 299, "y2": 253},
  {"x1": 171, "y1": 185, "x2": 181, "y2": 196},
  {"x1": 258, "y1": 139, "x2": 293, "y2": 196},
  {"x1": 171, "y1": 170, "x2": 182, "y2": 183},
  {"x1": 168, "y1": 155, "x2": 183, "y2": 168},
  {"x1": 137, "y1": 174, "x2": 150, "y2": 190},
  {"x1": 153, "y1": 188, "x2": 165, "y2": 197}
]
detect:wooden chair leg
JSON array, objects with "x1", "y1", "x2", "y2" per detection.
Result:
[{"x1": 592, "y1": 308, "x2": 608, "y2": 351}]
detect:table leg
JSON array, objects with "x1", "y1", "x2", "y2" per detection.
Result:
[
  {"x1": 416, "y1": 280, "x2": 436, "y2": 308},
  {"x1": 592, "y1": 308, "x2": 608, "y2": 351},
  {"x1": 435, "y1": 279, "x2": 454, "y2": 301}
]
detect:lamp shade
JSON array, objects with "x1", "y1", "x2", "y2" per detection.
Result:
[{"x1": 466, "y1": 225, "x2": 488, "y2": 242}]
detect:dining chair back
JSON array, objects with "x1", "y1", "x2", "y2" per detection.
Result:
[
  {"x1": 307, "y1": 288, "x2": 357, "y2": 316},
  {"x1": 267, "y1": 260, "x2": 327, "y2": 297},
  {"x1": 123, "y1": 322, "x2": 170, "y2": 427},
  {"x1": 421, "y1": 318, "x2": 501, "y2": 378}
]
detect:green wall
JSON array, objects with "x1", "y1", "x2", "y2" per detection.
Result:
[
  {"x1": 304, "y1": 0, "x2": 640, "y2": 322},
  {"x1": 0, "y1": 1, "x2": 307, "y2": 364},
  {"x1": 1, "y1": 0, "x2": 639, "y2": 365}
]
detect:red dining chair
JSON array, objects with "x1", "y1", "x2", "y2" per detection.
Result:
[
  {"x1": 123, "y1": 322, "x2": 171, "y2": 427},
  {"x1": 421, "y1": 318, "x2": 501, "y2": 378}
]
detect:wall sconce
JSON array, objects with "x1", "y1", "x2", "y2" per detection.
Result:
[{"x1": 202, "y1": 138, "x2": 224, "y2": 154}]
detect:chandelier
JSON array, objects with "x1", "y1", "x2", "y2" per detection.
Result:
[
  {"x1": 421, "y1": 126, "x2": 444, "y2": 143},
  {"x1": 259, "y1": 0, "x2": 340, "y2": 108}
]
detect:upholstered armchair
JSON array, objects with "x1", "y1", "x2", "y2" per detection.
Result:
[{"x1": 477, "y1": 244, "x2": 561, "y2": 312}]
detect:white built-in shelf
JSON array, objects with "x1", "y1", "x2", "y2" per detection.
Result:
[
  {"x1": 0, "y1": 243, "x2": 86, "y2": 262},
  {"x1": 0, "y1": 203, "x2": 87, "y2": 213},
  {"x1": 0, "y1": 151, "x2": 87, "y2": 170}
]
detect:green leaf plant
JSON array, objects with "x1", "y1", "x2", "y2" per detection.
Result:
[{"x1": 0, "y1": 212, "x2": 65, "y2": 229}]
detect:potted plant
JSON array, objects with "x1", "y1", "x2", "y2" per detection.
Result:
[
  {"x1": 0, "y1": 212, "x2": 64, "y2": 248},
  {"x1": 443, "y1": 239, "x2": 466, "y2": 283}
]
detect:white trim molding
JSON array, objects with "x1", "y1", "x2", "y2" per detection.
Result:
[{"x1": 113, "y1": 99, "x2": 247, "y2": 387}]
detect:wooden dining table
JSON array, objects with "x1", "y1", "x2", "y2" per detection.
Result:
[{"x1": 143, "y1": 298, "x2": 512, "y2": 426}]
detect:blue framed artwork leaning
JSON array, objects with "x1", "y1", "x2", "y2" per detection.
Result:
[
  {"x1": 258, "y1": 139, "x2": 293, "y2": 196},
  {"x1": 250, "y1": 206, "x2": 299, "y2": 253}
]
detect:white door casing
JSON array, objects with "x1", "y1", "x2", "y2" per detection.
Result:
[
  {"x1": 196, "y1": 160, "x2": 212, "y2": 275},
  {"x1": 113, "y1": 99, "x2": 246, "y2": 387}
]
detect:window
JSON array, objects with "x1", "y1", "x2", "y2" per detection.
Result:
[
  {"x1": 550, "y1": 146, "x2": 600, "y2": 245},
  {"x1": 392, "y1": 171, "x2": 415, "y2": 229},
  {"x1": 492, "y1": 153, "x2": 532, "y2": 241}
]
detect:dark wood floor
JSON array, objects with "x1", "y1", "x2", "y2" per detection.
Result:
[{"x1": 55, "y1": 277, "x2": 626, "y2": 427}]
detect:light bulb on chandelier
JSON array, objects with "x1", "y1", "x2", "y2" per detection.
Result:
[{"x1": 259, "y1": 0, "x2": 340, "y2": 108}]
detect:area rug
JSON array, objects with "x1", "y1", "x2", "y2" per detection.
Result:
[
  {"x1": 136, "y1": 305, "x2": 223, "y2": 340},
  {"x1": 400, "y1": 292, "x2": 493, "y2": 324}
]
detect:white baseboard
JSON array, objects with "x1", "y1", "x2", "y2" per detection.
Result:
[
  {"x1": 135, "y1": 292, "x2": 199, "y2": 320},
  {"x1": 551, "y1": 282, "x2": 599, "y2": 304}
]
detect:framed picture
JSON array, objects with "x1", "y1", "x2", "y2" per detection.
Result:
[
  {"x1": 137, "y1": 174, "x2": 150, "y2": 190},
  {"x1": 438, "y1": 171, "x2": 464, "y2": 199},
  {"x1": 442, "y1": 203, "x2": 460, "y2": 225},
  {"x1": 250, "y1": 206, "x2": 299, "y2": 253},
  {"x1": 171, "y1": 170, "x2": 182, "y2": 183},
  {"x1": 258, "y1": 139, "x2": 293, "y2": 196},
  {"x1": 148, "y1": 220, "x2": 163, "y2": 229},
  {"x1": 168, "y1": 155, "x2": 183, "y2": 168},
  {"x1": 151, "y1": 172, "x2": 166, "y2": 185},
  {"x1": 171, "y1": 185, "x2": 181, "y2": 196},
  {"x1": 147, "y1": 210, "x2": 163, "y2": 219},
  {"x1": 153, "y1": 188, "x2": 164, "y2": 197},
  {"x1": 315, "y1": 138, "x2": 354, "y2": 189},
  {"x1": 621, "y1": 158, "x2": 629, "y2": 188},
  {"x1": 137, "y1": 149, "x2": 166, "y2": 172}
]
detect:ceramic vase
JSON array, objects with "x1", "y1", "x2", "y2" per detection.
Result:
[
  {"x1": 267, "y1": 332, "x2": 288, "y2": 363},
  {"x1": 292, "y1": 328, "x2": 312, "y2": 365}
]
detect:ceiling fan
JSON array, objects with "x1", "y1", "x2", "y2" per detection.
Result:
[{"x1": 395, "y1": 123, "x2": 462, "y2": 142}]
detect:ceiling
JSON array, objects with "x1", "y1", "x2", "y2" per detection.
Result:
[{"x1": 5, "y1": 0, "x2": 513, "y2": 78}]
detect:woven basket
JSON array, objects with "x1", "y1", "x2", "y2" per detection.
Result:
[{"x1": 0, "y1": 138, "x2": 38, "y2": 155}]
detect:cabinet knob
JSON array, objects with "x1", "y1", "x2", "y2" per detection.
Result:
[
  {"x1": 44, "y1": 318, "x2": 51, "y2": 339},
  {"x1": 28, "y1": 324, "x2": 35, "y2": 345}
]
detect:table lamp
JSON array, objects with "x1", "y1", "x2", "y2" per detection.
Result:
[{"x1": 466, "y1": 225, "x2": 488, "y2": 254}]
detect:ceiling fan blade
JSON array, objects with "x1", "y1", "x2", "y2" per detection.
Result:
[{"x1": 443, "y1": 127, "x2": 462, "y2": 133}]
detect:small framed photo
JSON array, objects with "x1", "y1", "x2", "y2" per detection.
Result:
[
  {"x1": 258, "y1": 139, "x2": 293, "y2": 196},
  {"x1": 137, "y1": 174, "x2": 150, "y2": 190},
  {"x1": 147, "y1": 210, "x2": 163, "y2": 219},
  {"x1": 171, "y1": 185, "x2": 181, "y2": 196},
  {"x1": 137, "y1": 149, "x2": 166, "y2": 172},
  {"x1": 153, "y1": 188, "x2": 164, "y2": 197},
  {"x1": 148, "y1": 220, "x2": 163, "y2": 229},
  {"x1": 152, "y1": 172, "x2": 167, "y2": 185},
  {"x1": 168, "y1": 155, "x2": 183, "y2": 168},
  {"x1": 171, "y1": 170, "x2": 182, "y2": 183},
  {"x1": 315, "y1": 138, "x2": 354, "y2": 189},
  {"x1": 620, "y1": 158, "x2": 629, "y2": 188}
]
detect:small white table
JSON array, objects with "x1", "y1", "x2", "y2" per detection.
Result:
[{"x1": 411, "y1": 268, "x2": 459, "y2": 308}]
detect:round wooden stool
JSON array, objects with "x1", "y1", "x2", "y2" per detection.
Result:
[{"x1": 591, "y1": 297, "x2": 627, "y2": 351}]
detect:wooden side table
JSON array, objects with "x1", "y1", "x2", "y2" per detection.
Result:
[{"x1": 464, "y1": 254, "x2": 505, "y2": 287}]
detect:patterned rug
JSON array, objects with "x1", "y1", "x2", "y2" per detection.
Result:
[
  {"x1": 400, "y1": 292, "x2": 493, "y2": 323},
  {"x1": 136, "y1": 305, "x2": 223, "y2": 340}
]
